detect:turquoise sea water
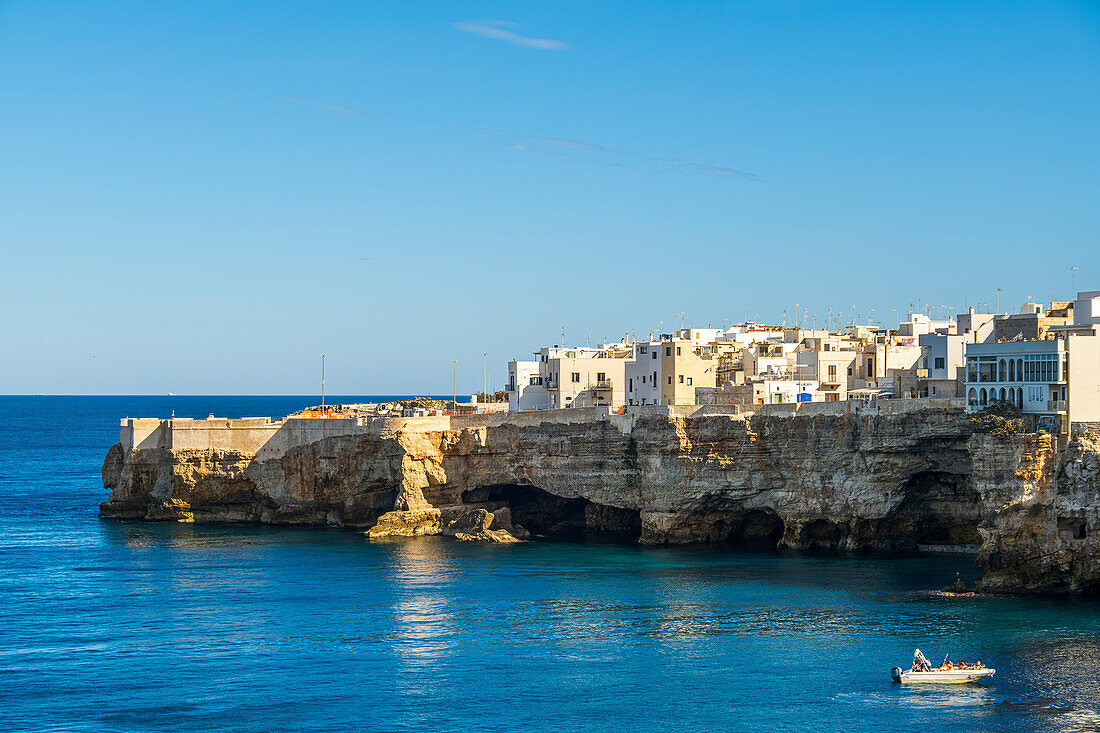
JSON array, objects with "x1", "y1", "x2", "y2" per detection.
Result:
[{"x1": 2, "y1": 396, "x2": 1099, "y2": 732}]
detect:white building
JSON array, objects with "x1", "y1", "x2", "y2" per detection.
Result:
[
  {"x1": 964, "y1": 339, "x2": 1069, "y2": 432},
  {"x1": 506, "y1": 360, "x2": 547, "y2": 411},
  {"x1": 963, "y1": 291, "x2": 1100, "y2": 431},
  {"x1": 625, "y1": 341, "x2": 664, "y2": 406}
]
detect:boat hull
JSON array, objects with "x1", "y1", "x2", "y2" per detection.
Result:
[{"x1": 898, "y1": 669, "x2": 995, "y2": 684}]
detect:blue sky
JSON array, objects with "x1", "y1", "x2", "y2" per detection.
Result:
[{"x1": 2, "y1": 1, "x2": 1098, "y2": 394}]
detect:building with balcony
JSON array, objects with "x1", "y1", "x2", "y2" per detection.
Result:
[
  {"x1": 963, "y1": 291, "x2": 1100, "y2": 432},
  {"x1": 532, "y1": 344, "x2": 630, "y2": 409},
  {"x1": 506, "y1": 360, "x2": 548, "y2": 411},
  {"x1": 964, "y1": 339, "x2": 1070, "y2": 432},
  {"x1": 625, "y1": 336, "x2": 721, "y2": 406}
]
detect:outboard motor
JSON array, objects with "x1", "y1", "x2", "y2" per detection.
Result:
[{"x1": 891, "y1": 667, "x2": 903, "y2": 683}]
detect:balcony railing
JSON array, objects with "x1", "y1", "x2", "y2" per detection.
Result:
[
  {"x1": 1049, "y1": 399, "x2": 1067, "y2": 412},
  {"x1": 590, "y1": 380, "x2": 613, "y2": 390}
]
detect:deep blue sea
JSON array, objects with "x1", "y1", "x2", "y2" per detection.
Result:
[{"x1": 2, "y1": 396, "x2": 1099, "y2": 732}]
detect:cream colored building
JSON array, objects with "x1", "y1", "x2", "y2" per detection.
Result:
[
  {"x1": 659, "y1": 339, "x2": 719, "y2": 405},
  {"x1": 536, "y1": 344, "x2": 630, "y2": 409}
]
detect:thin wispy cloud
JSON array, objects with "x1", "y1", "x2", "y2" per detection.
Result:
[
  {"x1": 472, "y1": 127, "x2": 759, "y2": 181},
  {"x1": 529, "y1": 136, "x2": 615, "y2": 153},
  {"x1": 453, "y1": 20, "x2": 569, "y2": 50},
  {"x1": 323, "y1": 102, "x2": 365, "y2": 118},
  {"x1": 657, "y1": 158, "x2": 762, "y2": 182},
  {"x1": 279, "y1": 96, "x2": 367, "y2": 119},
  {"x1": 492, "y1": 141, "x2": 572, "y2": 160}
]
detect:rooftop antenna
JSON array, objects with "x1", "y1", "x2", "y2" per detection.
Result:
[
  {"x1": 1071, "y1": 265, "x2": 1079, "y2": 295},
  {"x1": 320, "y1": 353, "x2": 326, "y2": 409},
  {"x1": 996, "y1": 288, "x2": 1001, "y2": 314}
]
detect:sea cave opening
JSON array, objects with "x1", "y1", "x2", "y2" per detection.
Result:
[
  {"x1": 726, "y1": 509, "x2": 786, "y2": 550},
  {"x1": 887, "y1": 470, "x2": 981, "y2": 547},
  {"x1": 460, "y1": 484, "x2": 642, "y2": 541}
]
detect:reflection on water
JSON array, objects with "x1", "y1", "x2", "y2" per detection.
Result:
[{"x1": 385, "y1": 539, "x2": 457, "y2": 670}]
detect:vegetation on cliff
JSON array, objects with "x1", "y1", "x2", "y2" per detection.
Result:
[{"x1": 969, "y1": 400, "x2": 1027, "y2": 437}]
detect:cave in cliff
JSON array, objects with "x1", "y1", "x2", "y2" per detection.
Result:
[
  {"x1": 726, "y1": 510, "x2": 786, "y2": 550},
  {"x1": 461, "y1": 484, "x2": 642, "y2": 540},
  {"x1": 887, "y1": 471, "x2": 982, "y2": 546}
]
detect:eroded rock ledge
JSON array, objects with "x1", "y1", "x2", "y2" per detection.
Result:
[{"x1": 99, "y1": 406, "x2": 1100, "y2": 594}]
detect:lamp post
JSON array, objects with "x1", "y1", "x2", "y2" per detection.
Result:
[
  {"x1": 453, "y1": 360, "x2": 457, "y2": 414},
  {"x1": 483, "y1": 352, "x2": 487, "y2": 403},
  {"x1": 321, "y1": 353, "x2": 326, "y2": 410}
]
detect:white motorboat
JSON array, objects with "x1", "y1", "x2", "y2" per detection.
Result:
[{"x1": 891, "y1": 649, "x2": 995, "y2": 684}]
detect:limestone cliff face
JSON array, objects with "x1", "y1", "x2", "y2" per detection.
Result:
[
  {"x1": 100, "y1": 407, "x2": 1100, "y2": 593},
  {"x1": 974, "y1": 431, "x2": 1100, "y2": 593}
]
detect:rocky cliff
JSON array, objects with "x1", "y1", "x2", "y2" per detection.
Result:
[{"x1": 99, "y1": 407, "x2": 1100, "y2": 593}]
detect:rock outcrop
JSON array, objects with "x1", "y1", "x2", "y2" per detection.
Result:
[{"x1": 99, "y1": 406, "x2": 1100, "y2": 593}]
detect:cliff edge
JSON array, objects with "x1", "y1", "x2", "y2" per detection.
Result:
[{"x1": 99, "y1": 405, "x2": 1100, "y2": 594}]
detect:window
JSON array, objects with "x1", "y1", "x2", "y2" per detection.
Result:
[
  {"x1": 828, "y1": 365, "x2": 837, "y2": 379},
  {"x1": 678, "y1": 375, "x2": 684, "y2": 383},
  {"x1": 597, "y1": 372, "x2": 606, "y2": 382},
  {"x1": 628, "y1": 378, "x2": 633, "y2": 391},
  {"x1": 571, "y1": 372, "x2": 580, "y2": 383},
  {"x1": 652, "y1": 371, "x2": 657, "y2": 383},
  {"x1": 687, "y1": 377, "x2": 693, "y2": 386},
  {"x1": 665, "y1": 347, "x2": 672, "y2": 356},
  {"x1": 676, "y1": 347, "x2": 681, "y2": 356},
  {"x1": 847, "y1": 367, "x2": 853, "y2": 376},
  {"x1": 668, "y1": 376, "x2": 672, "y2": 385},
  {"x1": 932, "y1": 386, "x2": 937, "y2": 395},
  {"x1": 652, "y1": 351, "x2": 657, "y2": 360},
  {"x1": 935, "y1": 357, "x2": 945, "y2": 370}
]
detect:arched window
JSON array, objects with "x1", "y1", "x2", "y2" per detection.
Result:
[
  {"x1": 998, "y1": 359, "x2": 1006, "y2": 381},
  {"x1": 1009, "y1": 359, "x2": 1015, "y2": 381},
  {"x1": 968, "y1": 388, "x2": 978, "y2": 406},
  {"x1": 1018, "y1": 358, "x2": 1024, "y2": 382},
  {"x1": 999, "y1": 387, "x2": 1006, "y2": 402},
  {"x1": 1017, "y1": 388, "x2": 1024, "y2": 408},
  {"x1": 980, "y1": 388, "x2": 988, "y2": 406}
]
